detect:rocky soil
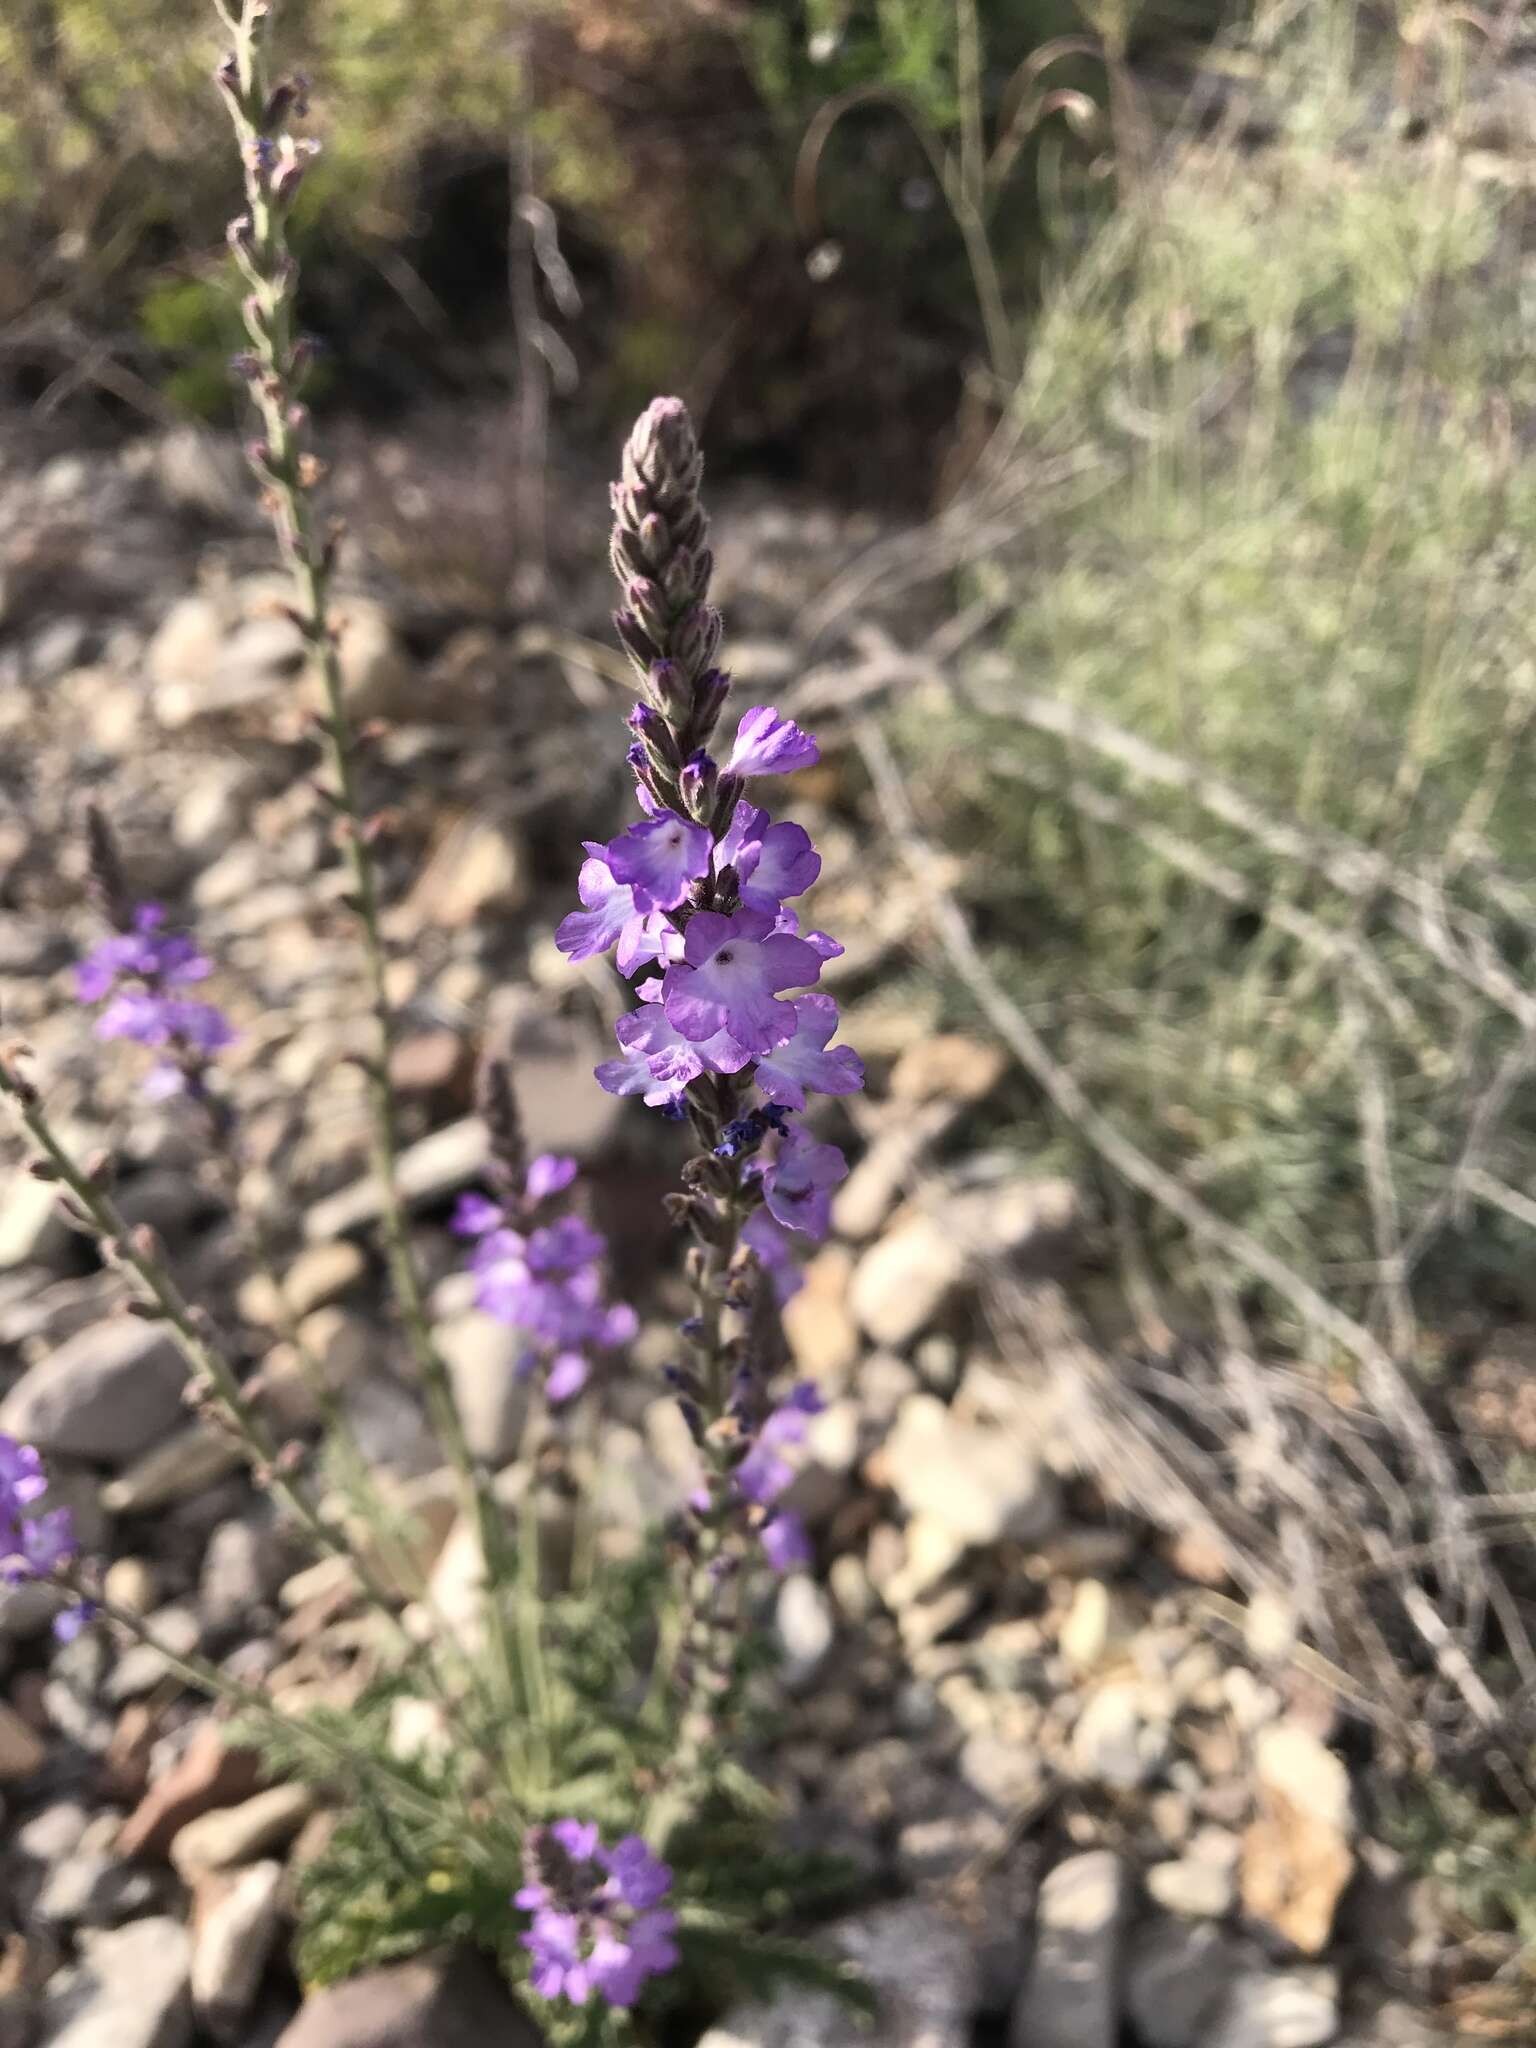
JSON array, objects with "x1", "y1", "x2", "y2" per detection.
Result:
[{"x1": 0, "y1": 413, "x2": 1482, "y2": 2046}]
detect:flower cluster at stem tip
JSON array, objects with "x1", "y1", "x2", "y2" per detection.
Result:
[
  {"x1": 517, "y1": 1821, "x2": 679, "y2": 2008},
  {"x1": 75, "y1": 903, "x2": 234, "y2": 1099},
  {"x1": 1, "y1": 1435, "x2": 91, "y2": 1640},
  {"x1": 451, "y1": 1154, "x2": 637, "y2": 1405},
  {"x1": 557, "y1": 397, "x2": 864, "y2": 1285}
]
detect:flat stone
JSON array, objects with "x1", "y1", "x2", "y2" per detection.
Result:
[
  {"x1": 781, "y1": 1247, "x2": 861, "y2": 1387},
  {"x1": 1009, "y1": 1851, "x2": 1128, "y2": 2048},
  {"x1": 0, "y1": 1699, "x2": 45, "y2": 1780},
  {"x1": 101, "y1": 1423, "x2": 246, "y2": 1513},
  {"x1": 1146, "y1": 1857, "x2": 1236, "y2": 1919},
  {"x1": 0, "y1": 1320, "x2": 188, "y2": 1464},
  {"x1": 171, "y1": 1783, "x2": 315, "y2": 1879},
  {"x1": 303, "y1": 1119, "x2": 488, "y2": 1242},
  {"x1": 1125, "y1": 1917, "x2": 1240, "y2": 2048},
  {"x1": 39, "y1": 1914, "x2": 192, "y2": 2048},
  {"x1": 699, "y1": 1898, "x2": 979, "y2": 2048},
  {"x1": 192, "y1": 1860, "x2": 286, "y2": 2037},
  {"x1": 880, "y1": 1393, "x2": 1059, "y2": 1547},
  {"x1": 201, "y1": 1517, "x2": 288, "y2": 1636},
  {"x1": 273, "y1": 1947, "x2": 543, "y2": 2048},
  {"x1": 849, "y1": 1180, "x2": 1079, "y2": 1346}
]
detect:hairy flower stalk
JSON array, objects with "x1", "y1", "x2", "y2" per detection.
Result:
[
  {"x1": 557, "y1": 399, "x2": 863, "y2": 1839},
  {"x1": 211, "y1": 1, "x2": 524, "y2": 1714}
]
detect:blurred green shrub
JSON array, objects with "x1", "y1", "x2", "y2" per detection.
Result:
[{"x1": 892, "y1": 3, "x2": 1536, "y2": 1334}]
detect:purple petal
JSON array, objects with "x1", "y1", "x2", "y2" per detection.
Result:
[
  {"x1": 726, "y1": 705, "x2": 820, "y2": 778},
  {"x1": 524, "y1": 1155, "x2": 578, "y2": 1203},
  {"x1": 756, "y1": 994, "x2": 864, "y2": 1110},
  {"x1": 605, "y1": 813, "x2": 713, "y2": 914}
]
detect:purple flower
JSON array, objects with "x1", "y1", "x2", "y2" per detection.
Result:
[
  {"x1": 734, "y1": 1383, "x2": 824, "y2": 1506},
  {"x1": 463, "y1": 1192, "x2": 634, "y2": 1405},
  {"x1": 661, "y1": 909, "x2": 823, "y2": 1056},
  {"x1": 755, "y1": 994, "x2": 864, "y2": 1111},
  {"x1": 96, "y1": 993, "x2": 234, "y2": 1052},
  {"x1": 761, "y1": 1511, "x2": 813, "y2": 1573},
  {"x1": 0, "y1": 1436, "x2": 88, "y2": 1640},
  {"x1": 75, "y1": 905, "x2": 212, "y2": 1003},
  {"x1": 741, "y1": 1208, "x2": 804, "y2": 1303},
  {"x1": 760, "y1": 1127, "x2": 848, "y2": 1240},
  {"x1": 517, "y1": 1822, "x2": 679, "y2": 2010},
  {"x1": 0, "y1": 1436, "x2": 47, "y2": 1514},
  {"x1": 451, "y1": 1192, "x2": 505, "y2": 1238},
  {"x1": 556, "y1": 845, "x2": 673, "y2": 975},
  {"x1": 605, "y1": 813, "x2": 713, "y2": 914},
  {"x1": 596, "y1": 989, "x2": 750, "y2": 1108},
  {"x1": 525, "y1": 1154, "x2": 579, "y2": 1202},
  {"x1": 719, "y1": 803, "x2": 820, "y2": 914},
  {"x1": 726, "y1": 706, "x2": 820, "y2": 779}
]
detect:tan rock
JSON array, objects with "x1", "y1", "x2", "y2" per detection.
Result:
[
  {"x1": 170, "y1": 1782, "x2": 315, "y2": 1879},
  {"x1": 0, "y1": 1699, "x2": 46, "y2": 1781},
  {"x1": 398, "y1": 812, "x2": 527, "y2": 931},
  {"x1": 781, "y1": 1247, "x2": 861, "y2": 1386},
  {"x1": 1240, "y1": 1724, "x2": 1354, "y2": 1954},
  {"x1": 890, "y1": 1034, "x2": 1005, "y2": 1104}
]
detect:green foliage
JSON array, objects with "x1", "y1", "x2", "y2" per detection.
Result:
[
  {"x1": 890, "y1": 3, "x2": 1536, "y2": 1335},
  {"x1": 1384, "y1": 1775, "x2": 1536, "y2": 1957},
  {"x1": 235, "y1": 1545, "x2": 872, "y2": 2039}
]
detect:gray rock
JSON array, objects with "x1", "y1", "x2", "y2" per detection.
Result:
[
  {"x1": 100, "y1": 1423, "x2": 246, "y2": 1513},
  {"x1": 1209, "y1": 1967, "x2": 1341, "y2": 2048},
  {"x1": 33, "y1": 1851, "x2": 165, "y2": 1930},
  {"x1": 200, "y1": 1517, "x2": 288, "y2": 1637},
  {"x1": 105, "y1": 1603, "x2": 203, "y2": 1703},
  {"x1": 192, "y1": 1860, "x2": 286, "y2": 2038},
  {"x1": 699, "y1": 1898, "x2": 979, "y2": 2048},
  {"x1": 1125, "y1": 1917, "x2": 1240, "y2": 2048},
  {"x1": 39, "y1": 1914, "x2": 193, "y2": 2048},
  {"x1": 272, "y1": 1948, "x2": 543, "y2": 2048},
  {"x1": 0, "y1": 1320, "x2": 188, "y2": 1464},
  {"x1": 1010, "y1": 1851, "x2": 1128, "y2": 2048}
]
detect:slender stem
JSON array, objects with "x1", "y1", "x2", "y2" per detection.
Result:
[
  {"x1": 66, "y1": 1573, "x2": 451, "y2": 1838},
  {"x1": 215, "y1": 0, "x2": 523, "y2": 1715},
  {"x1": 0, "y1": 1055, "x2": 444, "y2": 1670}
]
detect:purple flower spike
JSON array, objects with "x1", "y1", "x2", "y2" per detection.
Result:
[
  {"x1": 726, "y1": 706, "x2": 820, "y2": 779},
  {"x1": 661, "y1": 909, "x2": 823, "y2": 1056},
  {"x1": 760, "y1": 1126, "x2": 848, "y2": 1240},
  {"x1": 755, "y1": 994, "x2": 865, "y2": 1110},
  {"x1": 605, "y1": 813, "x2": 713, "y2": 914}
]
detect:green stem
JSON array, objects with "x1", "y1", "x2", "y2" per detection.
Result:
[
  {"x1": 0, "y1": 1055, "x2": 440, "y2": 1678},
  {"x1": 217, "y1": 0, "x2": 524, "y2": 1721}
]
